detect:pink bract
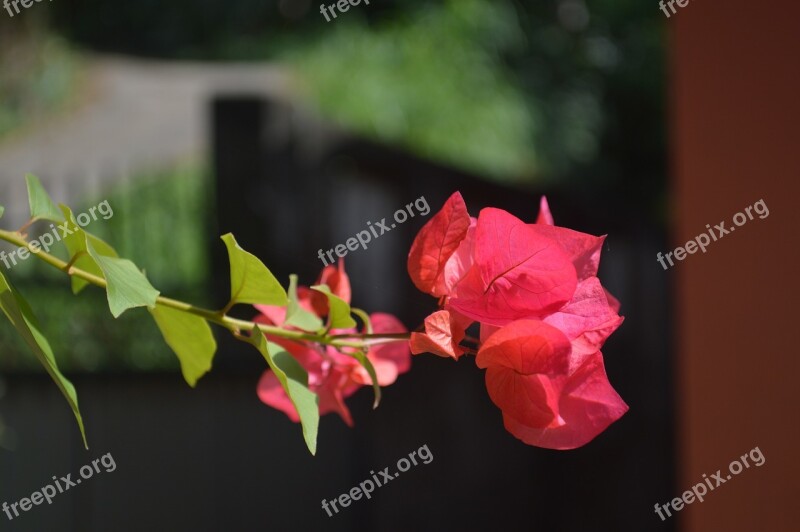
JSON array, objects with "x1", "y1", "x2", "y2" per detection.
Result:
[{"x1": 407, "y1": 193, "x2": 627, "y2": 450}]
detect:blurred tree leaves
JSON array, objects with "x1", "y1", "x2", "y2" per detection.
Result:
[
  {"x1": 287, "y1": 0, "x2": 538, "y2": 180},
  {"x1": 46, "y1": 0, "x2": 664, "y2": 185}
]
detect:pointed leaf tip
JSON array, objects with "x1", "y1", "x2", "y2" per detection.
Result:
[
  {"x1": 25, "y1": 174, "x2": 64, "y2": 223},
  {"x1": 221, "y1": 234, "x2": 287, "y2": 309},
  {"x1": 251, "y1": 328, "x2": 319, "y2": 455}
]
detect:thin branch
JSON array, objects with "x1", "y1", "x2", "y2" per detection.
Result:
[{"x1": 0, "y1": 229, "x2": 411, "y2": 350}]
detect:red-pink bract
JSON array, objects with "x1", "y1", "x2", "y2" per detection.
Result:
[{"x1": 255, "y1": 262, "x2": 410, "y2": 425}]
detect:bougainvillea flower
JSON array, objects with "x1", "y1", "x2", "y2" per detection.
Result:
[
  {"x1": 407, "y1": 191, "x2": 473, "y2": 297},
  {"x1": 408, "y1": 192, "x2": 627, "y2": 449},
  {"x1": 310, "y1": 261, "x2": 352, "y2": 315},
  {"x1": 476, "y1": 320, "x2": 628, "y2": 449},
  {"x1": 410, "y1": 309, "x2": 473, "y2": 360},
  {"x1": 532, "y1": 196, "x2": 613, "y2": 285},
  {"x1": 449, "y1": 208, "x2": 578, "y2": 324},
  {"x1": 501, "y1": 352, "x2": 628, "y2": 450},
  {"x1": 257, "y1": 343, "x2": 360, "y2": 426},
  {"x1": 350, "y1": 313, "x2": 411, "y2": 386},
  {"x1": 254, "y1": 262, "x2": 352, "y2": 327},
  {"x1": 255, "y1": 262, "x2": 411, "y2": 425},
  {"x1": 476, "y1": 320, "x2": 573, "y2": 428},
  {"x1": 543, "y1": 277, "x2": 624, "y2": 370},
  {"x1": 535, "y1": 196, "x2": 555, "y2": 226}
]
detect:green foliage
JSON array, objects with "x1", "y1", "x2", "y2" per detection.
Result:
[
  {"x1": 0, "y1": 281, "x2": 171, "y2": 371},
  {"x1": 286, "y1": 0, "x2": 536, "y2": 180},
  {"x1": 26, "y1": 174, "x2": 64, "y2": 223},
  {"x1": 59, "y1": 204, "x2": 119, "y2": 294},
  {"x1": 0, "y1": 165, "x2": 212, "y2": 372},
  {"x1": 349, "y1": 349, "x2": 381, "y2": 410},
  {"x1": 310, "y1": 284, "x2": 357, "y2": 330},
  {"x1": 0, "y1": 32, "x2": 83, "y2": 139},
  {"x1": 0, "y1": 271, "x2": 86, "y2": 448},
  {"x1": 351, "y1": 308, "x2": 373, "y2": 334},
  {"x1": 284, "y1": 274, "x2": 323, "y2": 332},
  {"x1": 0, "y1": 175, "x2": 408, "y2": 453},
  {"x1": 85, "y1": 238, "x2": 160, "y2": 318},
  {"x1": 85, "y1": 166, "x2": 211, "y2": 287},
  {"x1": 250, "y1": 328, "x2": 319, "y2": 455},
  {"x1": 221, "y1": 233, "x2": 287, "y2": 308},
  {"x1": 150, "y1": 304, "x2": 217, "y2": 387}
]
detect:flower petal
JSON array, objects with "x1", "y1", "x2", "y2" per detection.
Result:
[
  {"x1": 439, "y1": 218, "x2": 476, "y2": 295},
  {"x1": 476, "y1": 319, "x2": 571, "y2": 376},
  {"x1": 254, "y1": 304, "x2": 287, "y2": 326},
  {"x1": 316, "y1": 369, "x2": 357, "y2": 427},
  {"x1": 407, "y1": 192, "x2": 472, "y2": 297},
  {"x1": 449, "y1": 208, "x2": 577, "y2": 324},
  {"x1": 311, "y1": 261, "x2": 352, "y2": 315},
  {"x1": 410, "y1": 310, "x2": 472, "y2": 360},
  {"x1": 536, "y1": 196, "x2": 555, "y2": 226},
  {"x1": 502, "y1": 352, "x2": 628, "y2": 450},
  {"x1": 486, "y1": 367, "x2": 562, "y2": 428},
  {"x1": 257, "y1": 370, "x2": 300, "y2": 422},
  {"x1": 543, "y1": 277, "x2": 624, "y2": 371},
  {"x1": 351, "y1": 313, "x2": 412, "y2": 385},
  {"x1": 527, "y1": 225, "x2": 606, "y2": 281}
]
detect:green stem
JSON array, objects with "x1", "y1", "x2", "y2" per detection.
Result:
[{"x1": 0, "y1": 228, "x2": 411, "y2": 350}]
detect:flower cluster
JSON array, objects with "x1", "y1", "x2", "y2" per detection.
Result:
[
  {"x1": 407, "y1": 192, "x2": 628, "y2": 449},
  {"x1": 254, "y1": 263, "x2": 411, "y2": 426}
]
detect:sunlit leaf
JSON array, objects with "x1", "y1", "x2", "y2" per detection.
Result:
[
  {"x1": 251, "y1": 327, "x2": 319, "y2": 455},
  {"x1": 85, "y1": 238, "x2": 159, "y2": 318},
  {"x1": 150, "y1": 305, "x2": 217, "y2": 387},
  {"x1": 349, "y1": 350, "x2": 381, "y2": 409},
  {"x1": 0, "y1": 271, "x2": 86, "y2": 447},
  {"x1": 310, "y1": 284, "x2": 356, "y2": 329},
  {"x1": 351, "y1": 307, "x2": 373, "y2": 334},
  {"x1": 25, "y1": 174, "x2": 64, "y2": 223},
  {"x1": 221, "y1": 233, "x2": 286, "y2": 308},
  {"x1": 59, "y1": 205, "x2": 119, "y2": 294},
  {"x1": 283, "y1": 274, "x2": 323, "y2": 332}
]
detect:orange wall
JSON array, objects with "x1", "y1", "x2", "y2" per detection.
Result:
[{"x1": 674, "y1": 1, "x2": 800, "y2": 530}]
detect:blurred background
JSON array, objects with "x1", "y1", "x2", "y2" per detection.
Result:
[{"x1": 0, "y1": 1, "x2": 795, "y2": 531}]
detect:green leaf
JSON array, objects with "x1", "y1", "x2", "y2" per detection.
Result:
[
  {"x1": 221, "y1": 233, "x2": 287, "y2": 308},
  {"x1": 310, "y1": 284, "x2": 357, "y2": 329},
  {"x1": 150, "y1": 305, "x2": 217, "y2": 387},
  {"x1": 351, "y1": 350, "x2": 382, "y2": 409},
  {"x1": 347, "y1": 307, "x2": 380, "y2": 407},
  {"x1": 251, "y1": 327, "x2": 319, "y2": 455},
  {"x1": 283, "y1": 274, "x2": 323, "y2": 332},
  {"x1": 0, "y1": 205, "x2": 5, "y2": 219},
  {"x1": 85, "y1": 238, "x2": 159, "y2": 318},
  {"x1": 25, "y1": 174, "x2": 64, "y2": 223},
  {"x1": 59, "y1": 205, "x2": 119, "y2": 294},
  {"x1": 351, "y1": 307, "x2": 373, "y2": 334},
  {"x1": 0, "y1": 271, "x2": 86, "y2": 448}
]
